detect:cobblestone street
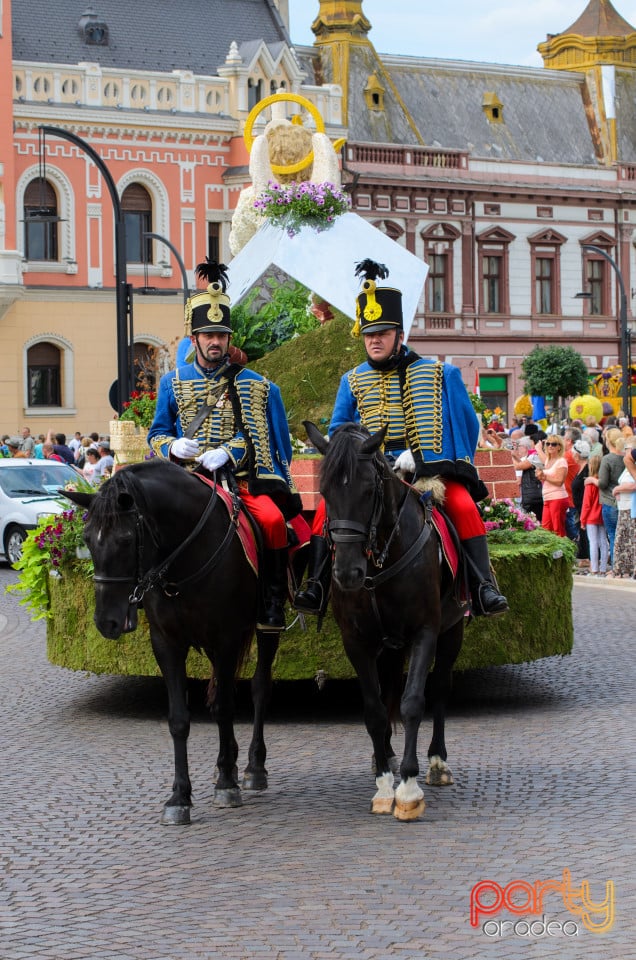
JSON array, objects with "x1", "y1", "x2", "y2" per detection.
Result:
[{"x1": 0, "y1": 567, "x2": 634, "y2": 960}]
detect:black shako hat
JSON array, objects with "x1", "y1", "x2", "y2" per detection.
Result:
[
  {"x1": 185, "y1": 259, "x2": 232, "y2": 336},
  {"x1": 351, "y1": 259, "x2": 403, "y2": 337}
]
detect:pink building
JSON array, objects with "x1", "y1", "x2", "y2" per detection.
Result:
[{"x1": 1, "y1": 0, "x2": 635, "y2": 434}]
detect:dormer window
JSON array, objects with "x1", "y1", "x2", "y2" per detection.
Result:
[
  {"x1": 364, "y1": 73, "x2": 385, "y2": 112},
  {"x1": 482, "y1": 92, "x2": 504, "y2": 124},
  {"x1": 78, "y1": 6, "x2": 109, "y2": 46}
]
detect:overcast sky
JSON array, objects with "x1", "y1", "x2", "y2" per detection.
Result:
[{"x1": 287, "y1": 0, "x2": 636, "y2": 67}]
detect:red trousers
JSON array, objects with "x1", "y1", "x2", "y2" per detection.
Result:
[
  {"x1": 541, "y1": 498, "x2": 567, "y2": 537},
  {"x1": 310, "y1": 479, "x2": 485, "y2": 540},
  {"x1": 239, "y1": 488, "x2": 288, "y2": 550}
]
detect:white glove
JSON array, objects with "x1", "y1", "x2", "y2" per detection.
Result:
[
  {"x1": 171, "y1": 437, "x2": 200, "y2": 459},
  {"x1": 394, "y1": 448, "x2": 416, "y2": 474},
  {"x1": 197, "y1": 448, "x2": 230, "y2": 472}
]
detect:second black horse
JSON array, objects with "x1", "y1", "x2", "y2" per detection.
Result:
[{"x1": 304, "y1": 420, "x2": 466, "y2": 820}]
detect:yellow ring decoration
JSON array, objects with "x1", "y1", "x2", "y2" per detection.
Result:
[{"x1": 243, "y1": 92, "x2": 325, "y2": 176}]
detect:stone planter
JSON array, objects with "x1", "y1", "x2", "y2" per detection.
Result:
[{"x1": 109, "y1": 419, "x2": 150, "y2": 466}]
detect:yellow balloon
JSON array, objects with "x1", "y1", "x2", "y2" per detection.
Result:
[
  {"x1": 513, "y1": 394, "x2": 533, "y2": 417},
  {"x1": 568, "y1": 395, "x2": 603, "y2": 423}
]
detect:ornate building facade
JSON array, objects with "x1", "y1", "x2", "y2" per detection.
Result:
[{"x1": 1, "y1": 0, "x2": 635, "y2": 433}]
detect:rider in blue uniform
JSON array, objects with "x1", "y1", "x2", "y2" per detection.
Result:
[
  {"x1": 148, "y1": 259, "x2": 303, "y2": 631},
  {"x1": 294, "y1": 259, "x2": 508, "y2": 620}
]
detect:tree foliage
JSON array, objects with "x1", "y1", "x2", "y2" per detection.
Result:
[
  {"x1": 520, "y1": 345, "x2": 589, "y2": 404},
  {"x1": 230, "y1": 277, "x2": 320, "y2": 360}
]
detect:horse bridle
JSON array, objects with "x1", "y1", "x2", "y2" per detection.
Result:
[
  {"x1": 326, "y1": 443, "x2": 431, "y2": 589},
  {"x1": 93, "y1": 477, "x2": 241, "y2": 604}
]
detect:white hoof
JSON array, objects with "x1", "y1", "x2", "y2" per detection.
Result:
[
  {"x1": 370, "y1": 772, "x2": 395, "y2": 815},
  {"x1": 425, "y1": 755, "x2": 454, "y2": 786},
  {"x1": 394, "y1": 776, "x2": 425, "y2": 821}
]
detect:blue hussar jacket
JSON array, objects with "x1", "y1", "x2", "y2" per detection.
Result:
[
  {"x1": 330, "y1": 350, "x2": 487, "y2": 500},
  {"x1": 148, "y1": 359, "x2": 301, "y2": 516}
]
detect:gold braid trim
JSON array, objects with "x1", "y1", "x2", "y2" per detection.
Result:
[
  {"x1": 173, "y1": 373, "x2": 245, "y2": 462},
  {"x1": 234, "y1": 378, "x2": 276, "y2": 474},
  {"x1": 403, "y1": 362, "x2": 444, "y2": 456},
  {"x1": 348, "y1": 369, "x2": 406, "y2": 446}
]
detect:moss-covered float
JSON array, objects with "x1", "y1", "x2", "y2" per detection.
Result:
[{"x1": 46, "y1": 531, "x2": 574, "y2": 680}]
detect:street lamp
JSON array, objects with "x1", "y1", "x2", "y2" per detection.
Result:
[
  {"x1": 38, "y1": 125, "x2": 133, "y2": 414},
  {"x1": 142, "y1": 232, "x2": 190, "y2": 306},
  {"x1": 582, "y1": 243, "x2": 631, "y2": 425}
]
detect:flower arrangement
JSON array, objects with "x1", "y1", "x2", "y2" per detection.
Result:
[
  {"x1": 8, "y1": 495, "x2": 93, "y2": 621},
  {"x1": 480, "y1": 497, "x2": 539, "y2": 532},
  {"x1": 253, "y1": 180, "x2": 351, "y2": 237},
  {"x1": 483, "y1": 405, "x2": 507, "y2": 428},
  {"x1": 119, "y1": 390, "x2": 157, "y2": 429}
]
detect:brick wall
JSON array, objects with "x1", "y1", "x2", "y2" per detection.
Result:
[
  {"x1": 292, "y1": 451, "x2": 520, "y2": 514},
  {"x1": 474, "y1": 448, "x2": 519, "y2": 501},
  {"x1": 291, "y1": 458, "x2": 321, "y2": 511}
]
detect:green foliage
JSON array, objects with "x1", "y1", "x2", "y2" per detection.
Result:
[
  {"x1": 44, "y1": 531, "x2": 574, "y2": 678},
  {"x1": 254, "y1": 313, "x2": 366, "y2": 436},
  {"x1": 119, "y1": 390, "x2": 157, "y2": 428},
  {"x1": 229, "y1": 278, "x2": 320, "y2": 361},
  {"x1": 521, "y1": 345, "x2": 589, "y2": 404},
  {"x1": 7, "y1": 477, "x2": 95, "y2": 620}
]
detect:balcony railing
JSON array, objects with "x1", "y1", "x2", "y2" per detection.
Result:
[{"x1": 346, "y1": 143, "x2": 469, "y2": 171}]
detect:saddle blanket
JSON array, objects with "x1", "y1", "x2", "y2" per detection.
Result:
[
  {"x1": 193, "y1": 474, "x2": 310, "y2": 576},
  {"x1": 431, "y1": 506, "x2": 459, "y2": 579},
  {"x1": 194, "y1": 474, "x2": 258, "y2": 575}
]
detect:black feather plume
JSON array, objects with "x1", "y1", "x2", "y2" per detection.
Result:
[
  {"x1": 354, "y1": 259, "x2": 389, "y2": 282},
  {"x1": 195, "y1": 258, "x2": 229, "y2": 289}
]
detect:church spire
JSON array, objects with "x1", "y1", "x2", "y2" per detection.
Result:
[
  {"x1": 538, "y1": 0, "x2": 636, "y2": 71},
  {"x1": 311, "y1": 1, "x2": 372, "y2": 43}
]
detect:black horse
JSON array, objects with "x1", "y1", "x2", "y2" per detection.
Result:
[
  {"x1": 64, "y1": 458, "x2": 280, "y2": 825},
  {"x1": 304, "y1": 421, "x2": 466, "y2": 821}
]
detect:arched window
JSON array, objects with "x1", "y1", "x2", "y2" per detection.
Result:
[
  {"x1": 23, "y1": 179, "x2": 59, "y2": 261},
  {"x1": 122, "y1": 184, "x2": 152, "y2": 263},
  {"x1": 133, "y1": 341, "x2": 157, "y2": 392},
  {"x1": 27, "y1": 342, "x2": 61, "y2": 406},
  {"x1": 421, "y1": 223, "x2": 461, "y2": 315}
]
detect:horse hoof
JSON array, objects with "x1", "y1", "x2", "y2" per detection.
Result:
[
  {"x1": 242, "y1": 770, "x2": 268, "y2": 791},
  {"x1": 393, "y1": 798, "x2": 426, "y2": 821},
  {"x1": 425, "y1": 756, "x2": 454, "y2": 786},
  {"x1": 370, "y1": 797, "x2": 395, "y2": 815},
  {"x1": 161, "y1": 804, "x2": 191, "y2": 825},
  {"x1": 214, "y1": 787, "x2": 243, "y2": 808}
]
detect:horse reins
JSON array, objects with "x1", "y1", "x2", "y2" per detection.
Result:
[
  {"x1": 327, "y1": 446, "x2": 433, "y2": 641},
  {"x1": 93, "y1": 475, "x2": 241, "y2": 604}
]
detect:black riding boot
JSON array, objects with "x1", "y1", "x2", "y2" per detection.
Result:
[
  {"x1": 462, "y1": 535, "x2": 509, "y2": 617},
  {"x1": 293, "y1": 535, "x2": 332, "y2": 618},
  {"x1": 257, "y1": 548, "x2": 288, "y2": 632}
]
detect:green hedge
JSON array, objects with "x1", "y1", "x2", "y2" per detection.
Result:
[{"x1": 46, "y1": 532, "x2": 574, "y2": 679}]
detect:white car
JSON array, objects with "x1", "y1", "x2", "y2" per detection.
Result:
[{"x1": 0, "y1": 458, "x2": 84, "y2": 564}]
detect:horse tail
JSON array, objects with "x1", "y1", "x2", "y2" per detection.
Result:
[{"x1": 378, "y1": 646, "x2": 407, "y2": 726}]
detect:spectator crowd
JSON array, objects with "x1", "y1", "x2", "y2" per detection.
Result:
[
  {"x1": 0, "y1": 427, "x2": 114, "y2": 485},
  {"x1": 481, "y1": 410, "x2": 636, "y2": 580}
]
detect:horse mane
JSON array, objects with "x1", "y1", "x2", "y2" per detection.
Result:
[
  {"x1": 320, "y1": 423, "x2": 385, "y2": 492},
  {"x1": 89, "y1": 460, "x2": 171, "y2": 545}
]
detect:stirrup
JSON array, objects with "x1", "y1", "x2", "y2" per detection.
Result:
[
  {"x1": 476, "y1": 582, "x2": 509, "y2": 617},
  {"x1": 256, "y1": 598, "x2": 286, "y2": 632},
  {"x1": 293, "y1": 580, "x2": 325, "y2": 615}
]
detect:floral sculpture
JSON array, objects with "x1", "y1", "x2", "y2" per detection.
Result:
[{"x1": 229, "y1": 92, "x2": 344, "y2": 254}]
